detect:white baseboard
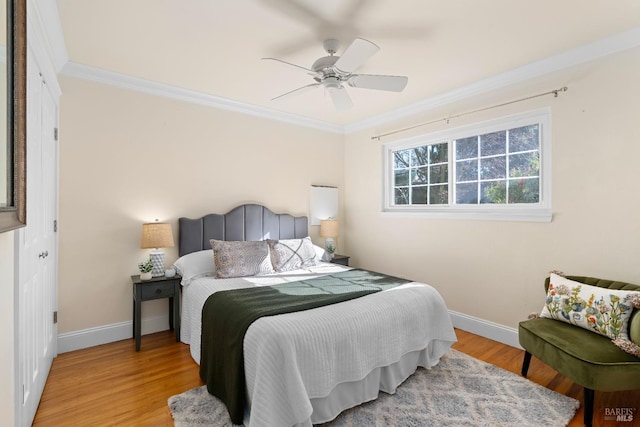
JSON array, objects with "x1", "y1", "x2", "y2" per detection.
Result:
[
  {"x1": 57, "y1": 310, "x2": 522, "y2": 354},
  {"x1": 449, "y1": 310, "x2": 523, "y2": 349},
  {"x1": 57, "y1": 315, "x2": 171, "y2": 353}
]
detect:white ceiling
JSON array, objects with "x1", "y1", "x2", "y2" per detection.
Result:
[{"x1": 55, "y1": 0, "x2": 640, "y2": 128}]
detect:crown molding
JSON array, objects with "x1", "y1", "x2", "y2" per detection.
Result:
[
  {"x1": 28, "y1": 0, "x2": 69, "y2": 73},
  {"x1": 26, "y1": 0, "x2": 65, "y2": 96},
  {"x1": 345, "y1": 26, "x2": 640, "y2": 134},
  {"x1": 60, "y1": 62, "x2": 345, "y2": 134},
  {"x1": 56, "y1": 25, "x2": 640, "y2": 136}
]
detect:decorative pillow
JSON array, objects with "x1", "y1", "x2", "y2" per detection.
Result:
[
  {"x1": 629, "y1": 301, "x2": 640, "y2": 345},
  {"x1": 631, "y1": 293, "x2": 640, "y2": 309},
  {"x1": 267, "y1": 237, "x2": 319, "y2": 272},
  {"x1": 210, "y1": 240, "x2": 274, "y2": 279},
  {"x1": 612, "y1": 338, "x2": 640, "y2": 359},
  {"x1": 540, "y1": 273, "x2": 638, "y2": 340},
  {"x1": 172, "y1": 249, "x2": 214, "y2": 286},
  {"x1": 313, "y1": 243, "x2": 334, "y2": 262}
]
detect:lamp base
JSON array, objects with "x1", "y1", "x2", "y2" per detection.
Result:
[
  {"x1": 149, "y1": 250, "x2": 165, "y2": 277},
  {"x1": 324, "y1": 237, "x2": 336, "y2": 258}
]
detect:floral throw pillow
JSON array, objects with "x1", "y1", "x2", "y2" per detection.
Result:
[
  {"x1": 612, "y1": 338, "x2": 640, "y2": 358},
  {"x1": 540, "y1": 273, "x2": 637, "y2": 340}
]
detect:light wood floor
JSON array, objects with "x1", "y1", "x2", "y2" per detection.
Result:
[{"x1": 33, "y1": 329, "x2": 639, "y2": 426}]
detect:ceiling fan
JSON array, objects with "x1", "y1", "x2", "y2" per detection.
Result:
[{"x1": 263, "y1": 38, "x2": 408, "y2": 111}]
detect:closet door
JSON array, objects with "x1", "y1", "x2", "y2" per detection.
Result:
[{"x1": 16, "y1": 48, "x2": 59, "y2": 427}]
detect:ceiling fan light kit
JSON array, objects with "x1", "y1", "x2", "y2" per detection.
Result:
[
  {"x1": 263, "y1": 37, "x2": 408, "y2": 111},
  {"x1": 322, "y1": 76, "x2": 341, "y2": 90}
]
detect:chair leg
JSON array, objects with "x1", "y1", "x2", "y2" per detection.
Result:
[
  {"x1": 521, "y1": 351, "x2": 532, "y2": 377},
  {"x1": 583, "y1": 388, "x2": 594, "y2": 427}
]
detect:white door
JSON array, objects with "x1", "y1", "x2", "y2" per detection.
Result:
[{"x1": 16, "y1": 48, "x2": 59, "y2": 427}]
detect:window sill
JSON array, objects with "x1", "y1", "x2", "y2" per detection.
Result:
[{"x1": 381, "y1": 207, "x2": 552, "y2": 223}]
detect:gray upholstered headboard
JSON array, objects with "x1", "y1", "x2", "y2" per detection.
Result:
[{"x1": 178, "y1": 204, "x2": 309, "y2": 256}]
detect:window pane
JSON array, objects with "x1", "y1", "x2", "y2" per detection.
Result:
[
  {"x1": 410, "y1": 146, "x2": 429, "y2": 166},
  {"x1": 509, "y1": 125, "x2": 539, "y2": 152},
  {"x1": 480, "y1": 156, "x2": 506, "y2": 180},
  {"x1": 430, "y1": 185, "x2": 448, "y2": 204},
  {"x1": 508, "y1": 178, "x2": 539, "y2": 203},
  {"x1": 456, "y1": 159, "x2": 477, "y2": 182},
  {"x1": 411, "y1": 167, "x2": 428, "y2": 184},
  {"x1": 411, "y1": 186, "x2": 428, "y2": 204},
  {"x1": 481, "y1": 180, "x2": 506, "y2": 204},
  {"x1": 430, "y1": 164, "x2": 448, "y2": 184},
  {"x1": 394, "y1": 150, "x2": 410, "y2": 168},
  {"x1": 429, "y1": 143, "x2": 448, "y2": 164},
  {"x1": 386, "y1": 111, "x2": 548, "y2": 214},
  {"x1": 456, "y1": 136, "x2": 478, "y2": 159},
  {"x1": 394, "y1": 169, "x2": 409, "y2": 186},
  {"x1": 480, "y1": 131, "x2": 506, "y2": 156},
  {"x1": 456, "y1": 182, "x2": 478, "y2": 204},
  {"x1": 509, "y1": 152, "x2": 539, "y2": 177},
  {"x1": 394, "y1": 187, "x2": 409, "y2": 204}
]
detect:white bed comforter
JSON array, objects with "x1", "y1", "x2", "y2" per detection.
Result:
[{"x1": 181, "y1": 263, "x2": 456, "y2": 426}]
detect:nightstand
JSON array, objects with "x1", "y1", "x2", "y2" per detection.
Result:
[
  {"x1": 330, "y1": 254, "x2": 350, "y2": 266},
  {"x1": 131, "y1": 274, "x2": 181, "y2": 351}
]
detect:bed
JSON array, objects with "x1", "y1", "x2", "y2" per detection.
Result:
[{"x1": 176, "y1": 204, "x2": 457, "y2": 426}]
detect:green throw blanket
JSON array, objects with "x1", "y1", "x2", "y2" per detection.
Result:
[{"x1": 199, "y1": 268, "x2": 410, "y2": 424}]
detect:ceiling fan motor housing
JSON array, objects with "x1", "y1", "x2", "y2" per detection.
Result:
[
  {"x1": 312, "y1": 55, "x2": 350, "y2": 88},
  {"x1": 312, "y1": 55, "x2": 345, "y2": 87},
  {"x1": 312, "y1": 56, "x2": 339, "y2": 74}
]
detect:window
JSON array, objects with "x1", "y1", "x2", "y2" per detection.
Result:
[{"x1": 383, "y1": 109, "x2": 551, "y2": 221}]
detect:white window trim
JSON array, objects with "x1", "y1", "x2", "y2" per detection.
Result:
[{"x1": 382, "y1": 108, "x2": 552, "y2": 222}]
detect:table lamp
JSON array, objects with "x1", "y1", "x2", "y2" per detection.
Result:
[
  {"x1": 319, "y1": 219, "x2": 339, "y2": 255},
  {"x1": 140, "y1": 221, "x2": 174, "y2": 277}
]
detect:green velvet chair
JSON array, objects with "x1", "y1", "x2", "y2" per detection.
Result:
[{"x1": 518, "y1": 276, "x2": 640, "y2": 427}]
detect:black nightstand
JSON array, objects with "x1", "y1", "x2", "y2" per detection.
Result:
[
  {"x1": 330, "y1": 254, "x2": 350, "y2": 266},
  {"x1": 131, "y1": 274, "x2": 181, "y2": 351}
]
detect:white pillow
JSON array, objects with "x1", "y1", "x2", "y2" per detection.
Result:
[
  {"x1": 313, "y1": 244, "x2": 332, "y2": 262},
  {"x1": 172, "y1": 249, "x2": 214, "y2": 286},
  {"x1": 267, "y1": 237, "x2": 318, "y2": 272},
  {"x1": 540, "y1": 273, "x2": 638, "y2": 340}
]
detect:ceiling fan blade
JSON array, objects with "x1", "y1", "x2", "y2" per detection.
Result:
[
  {"x1": 270, "y1": 36, "x2": 320, "y2": 58},
  {"x1": 328, "y1": 87, "x2": 353, "y2": 111},
  {"x1": 348, "y1": 74, "x2": 408, "y2": 92},
  {"x1": 261, "y1": 57, "x2": 318, "y2": 76},
  {"x1": 343, "y1": 0, "x2": 372, "y2": 22},
  {"x1": 259, "y1": 0, "x2": 332, "y2": 31},
  {"x1": 272, "y1": 83, "x2": 320, "y2": 101},
  {"x1": 334, "y1": 38, "x2": 379, "y2": 74}
]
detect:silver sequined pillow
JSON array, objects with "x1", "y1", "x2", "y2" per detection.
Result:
[
  {"x1": 267, "y1": 237, "x2": 318, "y2": 272},
  {"x1": 210, "y1": 240, "x2": 274, "y2": 278}
]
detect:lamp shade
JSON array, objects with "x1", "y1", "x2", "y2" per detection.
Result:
[
  {"x1": 319, "y1": 219, "x2": 339, "y2": 238},
  {"x1": 140, "y1": 222, "x2": 174, "y2": 249}
]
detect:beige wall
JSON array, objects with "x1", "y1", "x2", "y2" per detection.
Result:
[
  {"x1": 0, "y1": 231, "x2": 15, "y2": 422},
  {"x1": 343, "y1": 47, "x2": 640, "y2": 329},
  {"x1": 58, "y1": 46, "x2": 640, "y2": 339},
  {"x1": 58, "y1": 77, "x2": 344, "y2": 333}
]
